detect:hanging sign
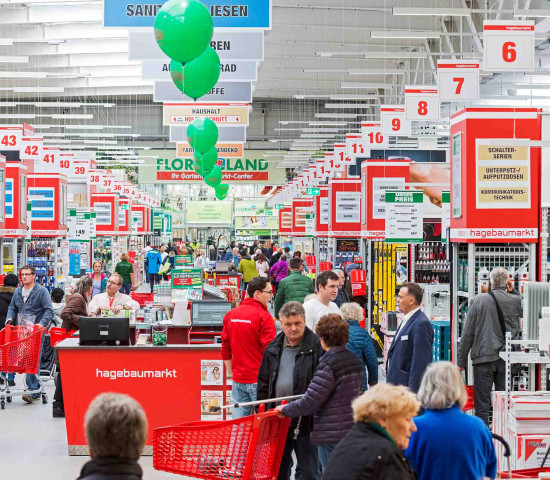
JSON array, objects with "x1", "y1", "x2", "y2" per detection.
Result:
[
  {"x1": 437, "y1": 60, "x2": 480, "y2": 101},
  {"x1": 333, "y1": 143, "x2": 350, "y2": 167},
  {"x1": 163, "y1": 103, "x2": 249, "y2": 127},
  {"x1": 0, "y1": 126, "x2": 23, "y2": 152},
  {"x1": 155, "y1": 81, "x2": 252, "y2": 103},
  {"x1": 170, "y1": 125, "x2": 246, "y2": 143},
  {"x1": 20, "y1": 137, "x2": 43, "y2": 162},
  {"x1": 316, "y1": 158, "x2": 327, "y2": 181},
  {"x1": 441, "y1": 191, "x2": 450, "y2": 242},
  {"x1": 87, "y1": 169, "x2": 103, "y2": 187},
  {"x1": 58, "y1": 153, "x2": 74, "y2": 174},
  {"x1": 384, "y1": 190, "x2": 423, "y2": 243},
  {"x1": 71, "y1": 160, "x2": 90, "y2": 179},
  {"x1": 335, "y1": 191, "x2": 361, "y2": 223},
  {"x1": 315, "y1": 187, "x2": 330, "y2": 236},
  {"x1": 42, "y1": 146, "x2": 59, "y2": 168},
  {"x1": 345, "y1": 134, "x2": 366, "y2": 160},
  {"x1": 142, "y1": 59, "x2": 258, "y2": 82},
  {"x1": 174, "y1": 255, "x2": 194, "y2": 268},
  {"x1": 380, "y1": 105, "x2": 411, "y2": 136},
  {"x1": 325, "y1": 151, "x2": 343, "y2": 175},
  {"x1": 361, "y1": 122, "x2": 388, "y2": 149},
  {"x1": 483, "y1": 20, "x2": 535, "y2": 72},
  {"x1": 405, "y1": 86, "x2": 440, "y2": 121},
  {"x1": 329, "y1": 179, "x2": 362, "y2": 237},
  {"x1": 278, "y1": 206, "x2": 292, "y2": 234},
  {"x1": 172, "y1": 268, "x2": 203, "y2": 288}
]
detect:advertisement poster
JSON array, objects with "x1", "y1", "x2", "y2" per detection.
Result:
[
  {"x1": 172, "y1": 268, "x2": 203, "y2": 300},
  {"x1": 200, "y1": 391, "x2": 223, "y2": 421},
  {"x1": 335, "y1": 192, "x2": 361, "y2": 223},
  {"x1": 385, "y1": 191, "x2": 423, "y2": 243},
  {"x1": 225, "y1": 391, "x2": 233, "y2": 420},
  {"x1": 201, "y1": 360, "x2": 223, "y2": 386},
  {"x1": 174, "y1": 255, "x2": 194, "y2": 268}
]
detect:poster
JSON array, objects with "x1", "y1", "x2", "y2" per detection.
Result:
[
  {"x1": 174, "y1": 255, "x2": 194, "y2": 268},
  {"x1": 225, "y1": 391, "x2": 233, "y2": 420},
  {"x1": 335, "y1": 192, "x2": 361, "y2": 223},
  {"x1": 201, "y1": 360, "x2": 223, "y2": 386},
  {"x1": 200, "y1": 391, "x2": 223, "y2": 421},
  {"x1": 384, "y1": 191, "x2": 423, "y2": 243},
  {"x1": 441, "y1": 191, "x2": 450, "y2": 242},
  {"x1": 172, "y1": 268, "x2": 203, "y2": 300},
  {"x1": 372, "y1": 178, "x2": 406, "y2": 219}
]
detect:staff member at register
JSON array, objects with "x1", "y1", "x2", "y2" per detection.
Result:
[{"x1": 87, "y1": 273, "x2": 139, "y2": 316}]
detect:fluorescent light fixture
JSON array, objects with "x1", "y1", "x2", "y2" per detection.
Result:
[
  {"x1": 310, "y1": 122, "x2": 349, "y2": 126},
  {"x1": 293, "y1": 94, "x2": 331, "y2": 99},
  {"x1": 330, "y1": 94, "x2": 380, "y2": 100},
  {"x1": 364, "y1": 51, "x2": 427, "y2": 59},
  {"x1": 14, "y1": 87, "x2": 64, "y2": 93},
  {"x1": 0, "y1": 114, "x2": 36, "y2": 119},
  {"x1": 0, "y1": 56, "x2": 28, "y2": 63},
  {"x1": 392, "y1": 7, "x2": 471, "y2": 16},
  {"x1": 0, "y1": 72, "x2": 47, "y2": 78},
  {"x1": 50, "y1": 114, "x2": 94, "y2": 119},
  {"x1": 65, "y1": 125, "x2": 133, "y2": 129},
  {"x1": 348, "y1": 69, "x2": 407, "y2": 75},
  {"x1": 370, "y1": 30, "x2": 441, "y2": 39},
  {"x1": 324, "y1": 103, "x2": 373, "y2": 109},
  {"x1": 316, "y1": 52, "x2": 364, "y2": 57},
  {"x1": 515, "y1": 9, "x2": 550, "y2": 17},
  {"x1": 303, "y1": 69, "x2": 350, "y2": 73},
  {"x1": 274, "y1": 128, "x2": 303, "y2": 131},
  {"x1": 301, "y1": 128, "x2": 344, "y2": 133},
  {"x1": 315, "y1": 113, "x2": 358, "y2": 118},
  {"x1": 340, "y1": 82, "x2": 392, "y2": 89}
]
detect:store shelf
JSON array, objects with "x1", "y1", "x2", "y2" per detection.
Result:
[{"x1": 499, "y1": 351, "x2": 550, "y2": 365}]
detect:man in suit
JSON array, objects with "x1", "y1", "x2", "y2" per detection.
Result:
[{"x1": 386, "y1": 282, "x2": 433, "y2": 393}]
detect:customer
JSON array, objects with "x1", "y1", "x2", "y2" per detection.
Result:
[
  {"x1": 160, "y1": 245, "x2": 169, "y2": 278},
  {"x1": 238, "y1": 249, "x2": 258, "y2": 291},
  {"x1": 274, "y1": 257, "x2": 314, "y2": 319},
  {"x1": 189, "y1": 239, "x2": 200, "y2": 252},
  {"x1": 341, "y1": 302, "x2": 378, "y2": 391},
  {"x1": 261, "y1": 240, "x2": 272, "y2": 260},
  {"x1": 458, "y1": 266, "x2": 522, "y2": 426},
  {"x1": 87, "y1": 273, "x2": 139, "y2": 316},
  {"x1": 221, "y1": 276, "x2": 276, "y2": 418},
  {"x1": 405, "y1": 361, "x2": 497, "y2": 480},
  {"x1": 252, "y1": 248, "x2": 263, "y2": 261},
  {"x1": 257, "y1": 301, "x2": 324, "y2": 480},
  {"x1": 115, "y1": 253, "x2": 134, "y2": 295},
  {"x1": 255, "y1": 253, "x2": 270, "y2": 278},
  {"x1": 0, "y1": 273, "x2": 19, "y2": 387},
  {"x1": 146, "y1": 246, "x2": 162, "y2": 293},
  {"x1": 90, "y1": 261, "x2": 107, "y2": 298},
  {"x1": 323, "y1": 384, "x2": 419, "y2": 480},
  {"x1": 231, "y1": 247, "x2": 240, "y2": 268},
  {"x1": 6, "y1": 265, "x2": 54, "y2": 403},
  {"x1": 194, "y1": 249, "x2": 209, "y2": 269},
  {"x1": 77, "y1": 393, "x2": 147, "y2": 480},
  {"x1": 269, "y1": 254, "x2": 288, "y2": 291},
  {"x1": 168, "y1": 250, "x2": 175, "y2": 271},
  {"x1": 275, "y1": 314, "x2": 363, "y2": 470},
  {"x1": 386, "y1": 282, "x2": 433, "y2": 393},
  {"x1": 224, "y1": 247, "x2": 233, "y2": 261},
  {"x1": 50, "y1": 288, "x2": 66, "y2": 327},
  {"x1": 270, "y1": 247, "x2": 283, "y2": 267},
  {"x1": 303, "y1": 270, "x2": 341, "y2": 332},
  {"x1": 333, "y1": 269, "x2": 351, "y2": 307},
  {"x1": 249, "y1": 239, "x2": 260, "y2": 256}
]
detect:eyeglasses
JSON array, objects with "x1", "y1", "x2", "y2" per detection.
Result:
[
  {"x1": 261, "y1": 289, "x2": 274, "y2": 296},
  {"x1": 107, "y1": 281, "x2": 121, "y2": 286},
  {"x1": 21, "y1": 273, "x2": 35, "y2": 276}
]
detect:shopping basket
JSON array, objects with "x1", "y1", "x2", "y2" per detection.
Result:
[
  {"x1": 0, "y1": 324, "x2": 46, "y2": 375},
  {"x1": 131, "y1": 292, "x2": 154, "y2": 306},
  {"x1": 153, "y1": 404, "x2": 290, "y2": 479},
  {"x1": 463, "y1": 385, "x2": 475, "y2": 412},
  {"x1": 49, "y1": 327, "x2": 75, "y2": 348}
]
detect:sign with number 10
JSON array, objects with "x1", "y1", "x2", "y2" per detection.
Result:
[
  {"x1": 405, "y1": 86, "x2": 440, "y2": 121},
  {"x1": 483, "y1": 21, "x2": 534, "y2": 72},
  {"x1": 438, "y1": 60, "x2": 480, "y2": 101},
  {"x1": 361, "y1": 122, "x2": 389, "y2": 148}
]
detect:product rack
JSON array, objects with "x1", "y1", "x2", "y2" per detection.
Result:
[
  {"x1": 25, "y1": 238, "x2": 67, "y2": 291},
  {"x1": 541, "y1": 207, "x2": 550, "y2": 282}
]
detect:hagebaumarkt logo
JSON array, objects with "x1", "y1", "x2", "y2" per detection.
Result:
[{"x1": 96, "y1": 368, "x2": 177, "y2": 380}]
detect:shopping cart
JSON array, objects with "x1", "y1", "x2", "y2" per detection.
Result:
[
  {"x1": 0, "y1": 324, "x2": 47, "y2": 409},
  {"x1": 463, "y1": 385, "x2": 475, "y2": 412},
  {"x1": 153, "y1": 398, "x2": 293, "y2": 479},
  {"x1": 39, "y1": 327, "x2": 76, "y2": 384}
]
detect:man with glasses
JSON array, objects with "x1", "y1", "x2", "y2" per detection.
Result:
[
  {"x1": 87, "y1": 273, "x2": 139, "y2": 316},
  {"x1": 221, "y1": 276, "x2": 276, "y2": 418},
  {"x1": 6, "y1": 265, "x2": 54, "y2": 403}
]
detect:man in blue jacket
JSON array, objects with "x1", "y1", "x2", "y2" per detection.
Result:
[
  {"x1": 6, "y1": 265, "x2": 54, "y2": 403},
  {"x1": 386, "y1": 282, "x2": 433, "y2": 393}
]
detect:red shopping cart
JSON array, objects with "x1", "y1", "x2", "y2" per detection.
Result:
[
  {"x1": 49, "y1": 327, "x2": 75, "y2": 348},
  {"x1": 462, "y1": 385, "x2": 475, "y2": 412},
  {"x1": 0, "y1": 324, "x2": 47, "y2": 409},
  {"x1": 154, "y1": 404, "x2": 291, "y2": 479}
]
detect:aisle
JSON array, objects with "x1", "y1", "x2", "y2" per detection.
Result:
[{"x1": 1, "y1": 376, "x2": 186, "y2": 479}]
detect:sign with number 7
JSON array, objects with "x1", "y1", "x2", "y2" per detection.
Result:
[
  {"x1": 483, "y1": 20, "x2": 534, "y2": 72},
  {"x1": 437, "y1": 60, "x2": 480, "y2": 101},
  {"x1": 404, "y1": 86, "x2": 440, "y2": 121}
]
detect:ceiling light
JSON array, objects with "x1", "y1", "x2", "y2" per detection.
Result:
[
  {"x1": 347, "y1": 69, "x2": 407, "y2": 75},
  {"x1": 324, "y1": 103, "x2": 373, "y2": 109},
  {"x1": 0, "y1": 72, "x2": 47, "y2": 78},
  {"x1": 293, "y1": 94, "x2": 331, "y2": 99},
  {"x1": 315, "y1": 113, "x2": 357, "y2": 118},
  {"x1": 392, "y1": 7, "x2": 471, "y2": 16},
  {"x1": 340, "y1": 82, "x2": 392, "y2": 90},
  {"x1": 316, "y1": 52, "x2": 364, "y2": 58},
  {"x1": 0, "y1": 114, "x2": 36, "y2": 119},
  {"x1": 310, "y1": 122, "x2": 349, "y2": 126},
  {"x1": 364, "y1": 52, "x2": 427, "y2": 59},
  {"x1": 370, "y1": 30, "x2": 441, "y2": 39},
  {"x1": 329, "y1": 95, "x2": 381, "y2": 100},
  {"x1": 0, "y1": 56, "x2": 28, "y2": 63},
  {"x1": 514, "y1": 9, "x2": 550, "y2": 17}
]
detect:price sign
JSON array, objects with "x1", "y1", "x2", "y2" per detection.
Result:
[
  {"x1": 0, "y1": 126, "x2": 22, "y2": 151},
  {"x1": 58, "y1": 153, "x2": 74, "y2": 173},
  {"x1": 42, "y1": 146, "x2": 59, "y2": 167},
  {"x1": 21, "y1": 137, "x2": 43, "y2": 161},
  {"x1": 405, "y1": 86, "x2": 440, "y2": 121},
  {"x1": 72, "y1": 160, "x2": 89, "y2": 179},
  {"x1": 437, "y1": 60, "x2": 480, "y2": 101},
  {"x1": 380, "y1": 105, "x2": 411, "y2": 136},
  {"x1": 87, "y1": 169, "x2": 103, "y2": 186},
  {"x1": 483, "y1": 21, "x2": 535, "y2": 72},
  {"x1": 361, "y1": 122, "x2": 389, "y2": 149},
  {"x1": 345, "y1": 135, "x2": 365, "y2": 160}
]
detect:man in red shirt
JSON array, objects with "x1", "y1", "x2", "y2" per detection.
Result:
[{"x1": 221, "y1": 276, "x2": 276, "y2": 418}]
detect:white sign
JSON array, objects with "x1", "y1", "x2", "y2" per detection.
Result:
[
  {"x1": 385, "y1": 191, "x2": 423, "y2": 243},
  {"x1": 58, "y1": 153, "x2": 74, "y2": 174},
  {"x1": 335, "y1": 191, "x2": 361, "y2": 223},
  {"x1": 316, "y1": 159, "x2": 327, "y2": 181},
  {"x1": 67, "y1": 209, "x2": 93, "y2": 241},
  {"x1": 437, "y1": 60, "x2": 480, "y2": 101},
  {"x1": 483, "y1": 20, "x2": 535, "y2": 72},
  {"x1": 154, "y1": 81, "x2": 252, "y2": 103},
  {"x1": 42, "y1": 146, "x2": 59, "y2": 168},
  {"x1": 94, "y1": 202, "x2": 113, "y2": 225},
  {"x1": 70, "y1": 160, "x2": 90, "y2": 179},
  {"x1": 0, "y1": 126, "x2": 22, "y2": 151},
  {"x1": 325, "y1": 152, "x2": 343, "y2": 175},
  {"x1": 87, "y1": 169, "x2": 103, "y2": 186},
  {"x1": 372, "y1": 177, "x2": 406, "y2": 219},
  {"x1": 345, "y1": 134, "x2": 366, "y2": 160},
  {"x1": 405, "y1": 86, "x2": 440, "y2": 121},
  {"x1": 320, "y1": 197, "x2": 330, "y2": 225},
  {"x1": 170, "y1": 125, "x2": 246, "y2": 143},
  {"x1": 141, "y1": 59, "x2": 258, "y2": 82},
  {"x1": 361, "y1": 123, "x2": 388, "y2": 149},
  {"x1": 380, "y1": 105, "x2": 411, "y2": 136},
  {"x1": 333, "y1": 143, "x2": 350, "y2": 167},
  {"x1": 20, "y1": 137, "x2": 43, "y2": 162}
]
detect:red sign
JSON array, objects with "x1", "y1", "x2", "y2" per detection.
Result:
[
  {"x1": 278, "y1": 206, "x2": 292, "y2": 235},
  {"x1": 27, "y1": 173, "x2": 68, "y2": 237},
  {"x1": 292, "y1": 199, "x2": 313, "y2": 236},
  {"x1": 329, "y1": 179, "x2": 362, "y2": 238},
  {"x1": 91, "y1": 193, "x2": 119, "y2": 236},
  {"x1": 315, "y1": 186, "x2": 329, "y2": 237}
]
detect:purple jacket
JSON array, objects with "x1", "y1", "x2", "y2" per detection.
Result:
[
  {"x1": 282, "y1": 345, "x2": 363, "y2": 445},
  {"x1": 269, "y1": 260, "x2": 288, "y2": 283}
]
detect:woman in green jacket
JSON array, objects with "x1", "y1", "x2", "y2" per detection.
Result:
[{"x1": 238, "y1": 250, "x2": 259, "y2": 290}]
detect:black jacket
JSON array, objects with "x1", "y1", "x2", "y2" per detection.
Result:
[
  {"x1": 324, "y1": 422, "x2": 417, "y2": 480},
  {"x1": 76, "y1": 457, "x2": 143, "y2": 480},
  {"x1": 0, "y1": 286, "x2": 16, "y2": 329},
  {"x1": 257, "y1": 328, "x2": 324, "y2": 435},
  {"x1": 269, "y1": 252, "x2": 281, "y2": 267}
]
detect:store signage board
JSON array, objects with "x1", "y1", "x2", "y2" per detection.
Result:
[
  {"x1": 5, "y1": 178, "x2": 13, "y2": 219},
  {"x1": 104, "y1": 0, "x2": 272, "y2": 29},
  {"x1": 186, "y1": 201, "x2": 232, "y2": 224},
  {"x1": 325, "y1": 152, "x2": 343, "y2": 175},
  {"x1": 404, "y1": 86, "x2": 440, "y2": 121},
  {"x1": 155, "y1": 81, "x2": 252, "y2": 104},
  {"x1": 437, "y1": 60, "x2": 480, "y2": 101},
  {"x1": 142, "y1": 59, "x2": 258, "y2": 82},
  {"x1": 452, "y1": 133, "x2": 462, "y2": 218},
  {"x1": 380, "y1": 105, "x2": 411, "y2": 136},
  {"x1": 0, "y1": 126, "x2": 23, "y2": 152},
  {"x1": 28, "y1": 187, "x2": 55, "y2": 221},
  {"x1": 483, "y1": 20, "x2": 535, "y2": 72},
  {"x1": 175, "y1": 255, "x2": 194, "y2": 268},
  {"x1": 275, "y1": 204, "x2": 284, "y2": 209},
  {"x1": 345, "y1": 135, "x2": 366, "y2": 161},
  {"x1": 476, "y1": 139, "x2": 530, "y2": 209},
  {"x1": 94, "y1": 202, "x2": 113, "y2": 226},
  {"x1": 384, "y1": 190, "x2": 423, "y2": 243},
  {"x1": 67, "y1": 209, "x2": 93, "y2": 242},
  {"x1": 170, "y1": 125, "x2": 246, "y2": 143},
  {"x1": 234, "y1": 200, "x2": 265, "y2": 216},
  {"x1": 42, "y1": 146, "x2": 59, "y2": 169},
  {"x1": 335, "y1": 191, "x2": 361, "y2": 223},
  {"x1": 20, "y1": 137, "x2": 43, "y2": 162},
  {"x1": 129, "y1": 31, "x2": 264, "y2": 61},
  {"x1": 319, "y1": 196, "x2": 329, "y2": 225},
  {"x1": 306, "y1": 187, "x2": 320, "y2": 196},
  {"x1": 70, "y1": 160, "x2": 90, "y2": 180},
  {"x1": 58, "y1": 153, "x2": 74, "y2": 175},
  {"x1": 163, "y1": 103, "x2": 249, "y2": 127},
  {"x1": 87, "y1": 169, "x2": 103, "y2": 187},
  {"x1": 336, "y1": 239, "x2": 359, "y2": 252},
  {"x1": 372, "y1": 177, "x2": 406, "y2": 219},
  {"x1": 441, "y1": 191, "x2": 450, "y2": 242},
  {"x1": 171, "y1": 269, "x2": 203, "y2": 301},
  {"x1": 361, "y1": 123, "x2": 388, "y2": 149},
  {"x1": 305, "y1": 212, "x2": 315, "y2": 237}
]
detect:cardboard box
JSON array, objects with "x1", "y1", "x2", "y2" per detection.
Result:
[{"x1": 509, "y1": 432, "x2": 550, "y2": 470}]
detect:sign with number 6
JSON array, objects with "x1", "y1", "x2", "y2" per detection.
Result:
[
  {"x1": 404, "y1": 86, "x2": 440, "y2": 121},
  {"x1": 361, "y1": 122, "x2": 389, "y2": 148},
  {"x1": 380, "y1": 105, "x2": 411, "y2": 136},
  {"x1": 437, "y1": 60, "x2": 480, "y2": 101},
  {"x1": 483, "y1": 20, "x2": 534, "y2": 72}
]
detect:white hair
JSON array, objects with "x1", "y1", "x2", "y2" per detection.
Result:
[
  {"x1": 490, "y1": 267, "x2": 508, "y2": 289},
  {"x1": 417, "y1": 361, "x2": 467, "y2": 410},
  {"x1": 340, "y1": 302, "x2": 363, "y2": 323}
]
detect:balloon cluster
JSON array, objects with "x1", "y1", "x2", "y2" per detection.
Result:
[
  {"x1": 154, "y1": 0, "x2": 221, "y2": 100},
  {"x1": 187, "y1": 118, "x2": 229, "y2": 200}
]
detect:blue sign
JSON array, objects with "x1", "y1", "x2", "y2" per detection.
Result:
[
  {"x1": 28, "y1": 187, "x2": 55, "y2": 221},
  {"x1": 104, "y1": 0, "x2": 271, "y2": 29}
]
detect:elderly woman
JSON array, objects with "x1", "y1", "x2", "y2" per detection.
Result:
[
  {"x1": 341, "y1": 302, "x2": 378, "y2": 391},
  {"x1": 323, "y1": 384, "x2": 418, "y2": 480},
  {"x1": 333, "y1": 269, "x2": 351, "y2": 307},
  {"x1": 275, "y1": 313, "x2": 363, "y2": 470},
  {"x1": 405, "y1": 361, "x2": 497, "y2": 480}
]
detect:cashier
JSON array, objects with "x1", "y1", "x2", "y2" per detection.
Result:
[{"x1": 87, "y1": 273, "x2": 140, "y2": 316}]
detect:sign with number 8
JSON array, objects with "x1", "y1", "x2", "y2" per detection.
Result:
[
  {"x1": 404, "y1": 86, "x2": 440, "y2": 121},
  {"x1": 483, "y1": 20, "x2": 534, "y2": 72}
]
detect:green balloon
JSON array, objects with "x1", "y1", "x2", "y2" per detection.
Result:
[
  {"x1": 204, "y1": 165, "x2": 222, "y2": 187},
  {"x1": 215, "y1": 183, "x2": 229, "y2": 195},
  {"x1": 215, "y1": 190, "x2": 228, "y2": 200},
  {"x1": 154, "y1": 0, "x2": 213, "y2": 64},
  {"x1": 187, "y1": 118, "x2": 218, "y2": 154},
  {"x1": 193, "y1": 147, "x2": 218, "y2": 175},
  {"x1": 171, "y1": 48, "x2": 220, "y2": 100}
]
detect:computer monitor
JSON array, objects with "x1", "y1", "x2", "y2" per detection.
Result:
[{"x1": 79, "y1": 317, "x2": 130, "y2": 346}]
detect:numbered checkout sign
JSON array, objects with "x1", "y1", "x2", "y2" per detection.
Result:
[
  {"x1": 0, "y1": 126, "x2": 23, "y2": 151},
  {"x1": 483, "y1": 21, "x2": 534, "y2": 72},
  {"x1": 380, "y1": 105, "x2": 411, "y2": 136},
  {"x1": 437, "y1": 60, "x2": 480, "y2": 101},
  {"x1": 20, "y1": 137, "x2": 44, "y2": 162},
  {"x1": 361, "y1": 122, "x2": 389, "y2": 149},
  {"x1": 345, "y1": 134, "x2": 366, "y2": 160},
  {"x1": 405, "y1": 86, "x2": 440, "y2": 121}
]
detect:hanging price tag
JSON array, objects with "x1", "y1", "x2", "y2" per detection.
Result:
[
  {"x1": 345, "y1": 135, "x2": 365, "y2": 160},
  {"x1": 361, "y1": 122, "x2": 389, "y2": 149},
  {"x1": 483, "y1": 20, "x2": 534, "y2": 72},
  {"x1": 380, "y1": 105, "x2": 411, "y2": 136},
  {"x1": 438, "y1": 60, "x2": 480, "y2": 101},
  {"x1": 0, "y1": 126, "x2": 23, "y2": 151},
  {"x1": 405, "y1": 86, "x2": 440, "y2": 121}
]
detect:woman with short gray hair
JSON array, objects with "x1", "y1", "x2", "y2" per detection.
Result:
[{"x1": 405, "y1": 362, "x2": 497, "y2": 480}]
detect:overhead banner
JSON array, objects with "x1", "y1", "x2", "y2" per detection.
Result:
[
  {"x1": 170, "y1": 125, "x2": 246, "y2": 143},
  {"x1": 104, "y1": 0, "x2": 272, "y2": 29},
  {"x1": 142, "y1": 59, "x2": 258, "y2": 82},
  {"x1": 384, "y1": 191, "x2": 423, "y2": 243},
  {"x1": 185, "y1": 201, "x2": 232, "y2": 224},
  {"x1": 177, "y1": 142, "x2": 243, "y2": 158},
  {"x1": 163, "y1": 103, "x2": 249, "y2": 127},
  {"x1": 155, "y1": 81, "x2": 252, "y2": 103}
]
